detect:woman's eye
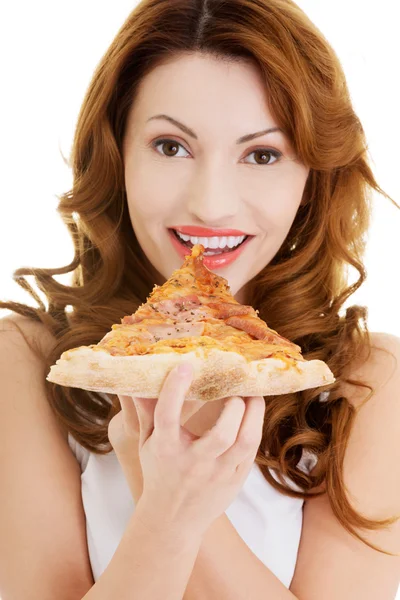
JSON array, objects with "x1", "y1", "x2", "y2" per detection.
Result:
[
  {"x1": 152, "y1": 139, "x2": 189, "y2": 158},
  {"x1": 151, "y1": 138, "x2": 282, "y2": 165},
  {"x1": 245, "y1": 148, "x2": 282, "y2": 166}
]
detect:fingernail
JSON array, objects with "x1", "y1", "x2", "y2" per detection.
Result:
[{"x1": 177, "y1": 363, "x2": 193, "y2": 376}]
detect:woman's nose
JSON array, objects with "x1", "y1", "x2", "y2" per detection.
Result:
[{"x1": 186, "y1": 168, "x2": 240, "y2": 226}]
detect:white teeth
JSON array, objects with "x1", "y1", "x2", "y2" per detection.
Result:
[
  {"x1": 178, "y1": 233, "x2": 191, "y2": 242},
  {"x1": 175, "y1": 230, "x2": 246, "y2": 250},
  {"x1": 209, "y1": 236, "x2": 220, "y2": 249}
]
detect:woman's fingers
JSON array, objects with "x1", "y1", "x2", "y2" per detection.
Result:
[
  {"x1": 180, "y1": 397, "x2": 208, "y2": 426},
  {"x1": 109, "y1": 395, "x2": 141, "y2": 453},
  {"x1": 154, "y1": 363, "x2": 194, "y2": 443},
  {"x1": 191, "y1": 396, "x2": 247, "y2": 457},
  {"x1": 130, "y1": 360, "x2": 264, "y2": 468},
  {"x1": 191, "y1": 395, "x2": 265, "y2": 461},
  {"x1": 218, "y1": 396, "x2": 265, "y2": 467},
  {"x1": 118, "y1": 394, "x2": 141, "y2": 435},
  {"x1": 131, "y1": 396, "x2": 159, "y2": 447}
]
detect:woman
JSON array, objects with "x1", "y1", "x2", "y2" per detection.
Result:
[{"x1": 1, "y1": 0, "x2": 399, "y2": 598}]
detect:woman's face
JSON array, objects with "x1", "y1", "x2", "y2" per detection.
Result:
[{"x1": 122, "y1": 53, "x2": 309, "y2": 302}]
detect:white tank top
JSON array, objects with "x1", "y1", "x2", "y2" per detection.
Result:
[{"x1": 68, "y1": 391, "x2": 329, "y2": 588}]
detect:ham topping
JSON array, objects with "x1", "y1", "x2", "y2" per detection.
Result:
[
  {"x1": 224, "y1": 315, "x2": 301, "y2": 352},
  {"x1": 121, "y1": 313, "x2": 146, "y2": 325},
  {"x1": 121, "y1": 296, "x2": 211, "y2": 325},
  {"x1": 207, "y1": 302, "x2": 257, "y2": 320}
]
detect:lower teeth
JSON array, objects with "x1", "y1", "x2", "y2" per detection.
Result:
[{"x1": 203, "y1": 248, "x2": 233, "y2": 256}]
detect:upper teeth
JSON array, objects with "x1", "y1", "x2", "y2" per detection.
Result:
[{"x1": 175, "y1": 232, "x2": 246, "y2": 249}]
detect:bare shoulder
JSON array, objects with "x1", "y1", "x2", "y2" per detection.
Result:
[
  {"x1": 338, "y1": 330, "x2": 400, "y2": 519},
  {"x1": 0, "y1": 313, "x2": 95, "y2": 595},
  {"x1": 0, "y1": 311, "x2": 58, "y2": 358},
  {"x1": 290, "y1": 331, "x2": 400, "y2": 599},
  {"x1": 360, "y1": 330, "x2": 399, "y2": 377},
  {"x1": 0, "y1": 311, "x2": 67, "y2": 439},
  {"x1": 337, "y1": 330, "x2": 400, "y2": 408}
]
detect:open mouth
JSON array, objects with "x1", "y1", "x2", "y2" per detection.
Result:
[{"x1": 169, "y1": 228, "x2": 250, "y2": 256}]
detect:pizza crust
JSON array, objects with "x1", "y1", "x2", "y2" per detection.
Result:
[{"x1": 46, "y1": 346, "x2": 335, "y2": 402}]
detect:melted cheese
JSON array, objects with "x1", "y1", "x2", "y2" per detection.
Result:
[
  {"x1": 96, "y1": 245, "x2": 304, "y2": 365},
  {"x1": 98, "y1": 326, "x2": 303, "y2": 363},
  {"x1": 147, "y1": 244, "x2": 235, "y2": 306},
  {"x1": 148, "y1": 336, "x2": 303, "y2": 364}
]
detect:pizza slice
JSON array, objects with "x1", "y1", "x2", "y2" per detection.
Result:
[{"x1": 46, "y1": 244, "x2": 335, "y2": 401}]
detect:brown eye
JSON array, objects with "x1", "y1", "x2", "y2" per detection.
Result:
[
  {"x1": 151, "y1": 138, "x2": 282, "y2": 166},
  {"x1": 162, "y1": 141, "x2": 179, "y2": 156},
  {"x1": 152, "y1": 138, "x2": 189, "y2": 158},
  {"x1": 254, "y1": 150, "x2": 272, "y2": 164},
  {"x1": 246, "y1": 149, "x2": 282, "y2": 166}
]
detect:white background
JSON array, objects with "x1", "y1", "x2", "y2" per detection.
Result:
[{"x1": 0, "y1": 1, "x2": 399, "y2": 598}]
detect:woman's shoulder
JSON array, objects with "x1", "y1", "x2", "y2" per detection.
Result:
[
  {"x1": 338, "y1": 330, "x2": 400, "y2": 408},
  {"x1": 0, "y1": 312, "x2": 58, "y2": 357},
  {"x1": 0, "y1": 313, "x2": 68, "y2": 439}
]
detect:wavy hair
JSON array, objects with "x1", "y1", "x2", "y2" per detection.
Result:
[{"x1": 1, "y1": 0, "x2": 399, "y2": 554}]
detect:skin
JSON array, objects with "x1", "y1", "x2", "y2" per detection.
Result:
[
  {"x1": 122, "y1": 52, "x2": 310, "y2": 304},
  {"x1": 120, "y1": 52, "x2": 310, "y2": 434}
]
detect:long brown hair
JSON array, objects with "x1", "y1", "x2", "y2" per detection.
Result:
[{"x1": 1, "y1": 0, "x2": 399, "y2": 554}]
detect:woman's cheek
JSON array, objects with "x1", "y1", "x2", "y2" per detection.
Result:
[{"x1": 126, "y1": 162, "x2": 188, "y2": 219}]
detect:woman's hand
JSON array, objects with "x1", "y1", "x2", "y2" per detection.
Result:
[
  {"x1": 130, "y1": 363, "x2": 265, "y2": 538},
  {"x1": 107, "y1": 378, "x2": 208, "y2": 503},
  {"x1": 107, "y1": 394, "x2": 143, "y2": 503}
]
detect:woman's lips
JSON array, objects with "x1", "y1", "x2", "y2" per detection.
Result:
[{"x1": 168, "y1": 229, "x2": 254, "y2": 269}]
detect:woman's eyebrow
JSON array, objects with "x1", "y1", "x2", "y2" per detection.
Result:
[{"x1": 146, "y1": 114, "x2": 285, "y2": 144}]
